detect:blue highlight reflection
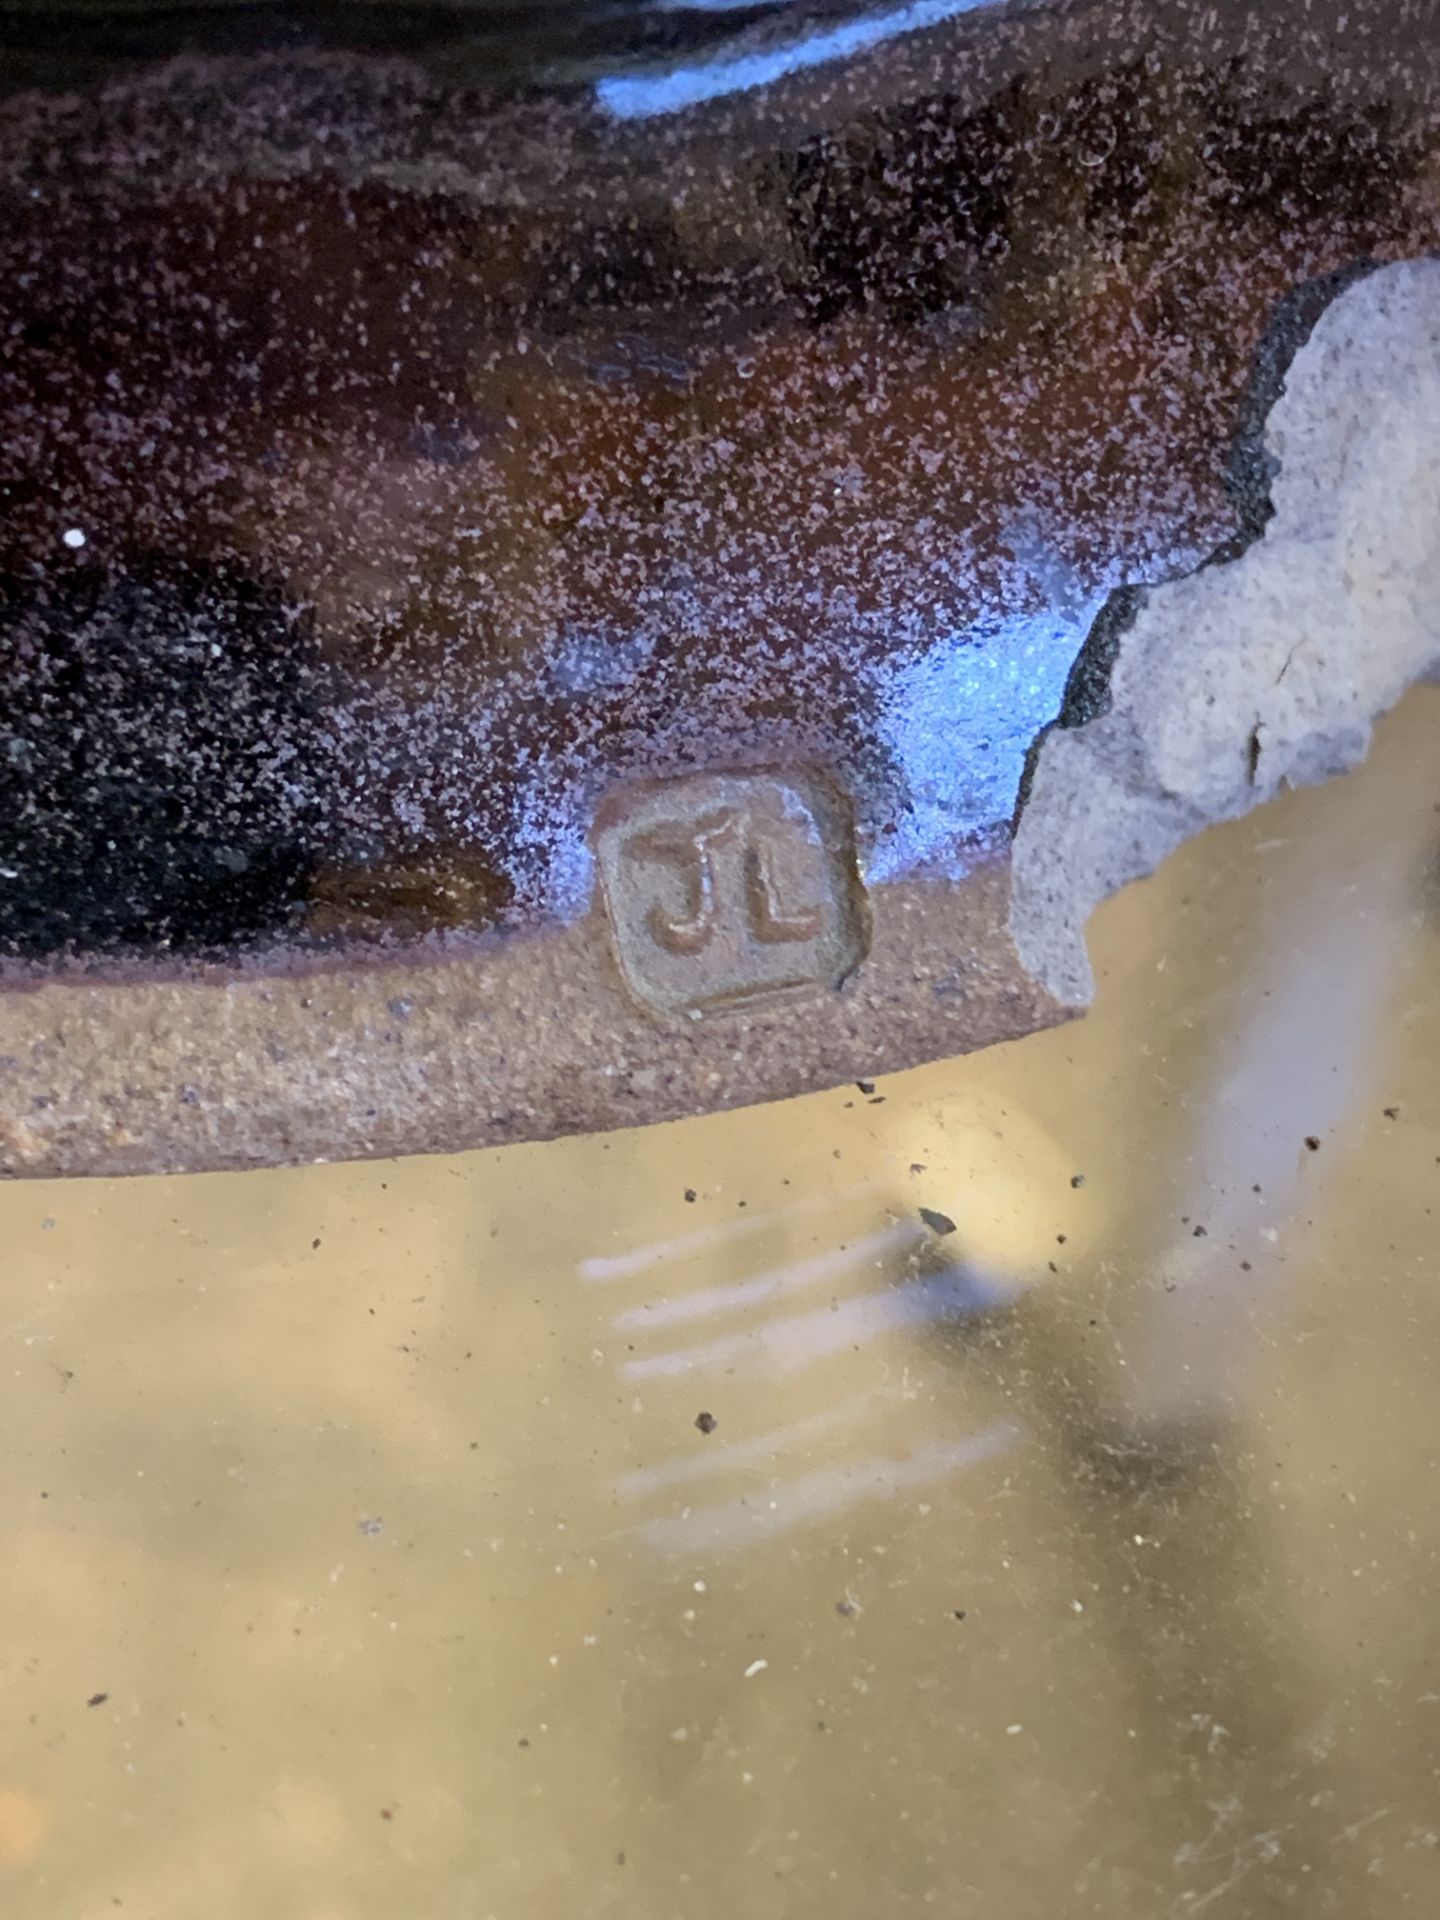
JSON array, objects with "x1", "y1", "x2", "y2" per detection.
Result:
[
  {"x1": 867, "y1": 593, "x2": 1108, "y2": 882},
  {"x1": 599, "y1": 0, "x2": 1004, "y2": 120}
]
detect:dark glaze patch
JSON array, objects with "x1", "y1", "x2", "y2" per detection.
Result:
[{"x1": 2, "y1": 1, "x2": 1438, "y2": 966}]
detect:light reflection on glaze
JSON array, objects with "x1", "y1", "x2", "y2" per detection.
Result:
[
  {"x1": 867, "y1": 594, "x2": 1109, "y2": 884},
  {"x1": 501, "y1": 586, "x2": 1112, "y2": 921},
  {"x1": 598, "y1": 0, "x2": 1006, "y2": 120}
]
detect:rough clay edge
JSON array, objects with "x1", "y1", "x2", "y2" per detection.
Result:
[{"x1": 1012, "y1": 255, "x2": 1440, "y2": 1005}]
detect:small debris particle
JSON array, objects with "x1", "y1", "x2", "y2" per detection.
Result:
[
  {"x1": 1006, "y1": 1723, "x2": 1023, "y2": 1735},
  {"x1": 1056, "y1": 1233, "x2": 1067, "y2": 1245},
  {"x1": 380, "y1": 1808, "x2": 392, "y2": 1821},
  {"x1": 835, "y1": 1597, "x2": 858, "y2": 1617},
  {"x1": 743, "y1": 1659, "x2": 768, "y2": 1678},
  {"x1": 1383, "y1": 1107, "x2": 1400, "y2": 1120},
  {"x1": 694, "y1": 1410, "x2": 717, "y2": 1435},
  {"x1": 616, "y1": 1852, "x2": 626, "y2": 1867},
  {"x1": 62, "y1": 527, "x2": 87, "y2": 550},
  {"x1": 1192, "y1": 1224, "x2": 1207, "y2": 1237},
  {"x1": 1070, "y1": 1173, "x2": 1086, "y2": 1189},
  {"x1": 312, "y1": 1238, "x2": 322, "y2": 1250},
  {"x1": 1240, "y1": 1261, "x2": 1253, "y2": 1272},
  {"x1": 919, "y1": 1207, "x2": 957, "y2": 1236},
  {"x1": 868, "y1": 1097, "x2": 886, "y2": 1105},
  {"x1": 909, "y1": 1163, "x2": 927, "y2": 1174},
  {"x1": 1305, "y1": 1136, "x2": 1321, "y2": 1151},
  {"x1": 856, "y1": 1080, "x2": 876, "y2": 1095},
  {"x1": 40, "y1": 1217, "x2": 55, "y2": 1231},
  {"x1": 952, "y1": 1609, "x2": 967, "y2": 1621},
  {"x1": 518, "y1": 1737, "x2": 530, "y2": 1748},
  {"x1": 358, "y1": 1516, "x2": 383, "y2": 1537},
  {"x1": 683, "y1": 1188, "x2": 697, "y2": 1203},
  {"x1": 87, "y1": 1692, "x2": 108, "y2": 1708}
]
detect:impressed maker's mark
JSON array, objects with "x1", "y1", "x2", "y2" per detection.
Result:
[{"x1": 596, "y1": 771, "x2": 867, "y2": 1018}]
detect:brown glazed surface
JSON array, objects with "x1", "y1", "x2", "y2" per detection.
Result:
[{"x1": 2, "y1": 0, "x2": 1438, "y2": 1171}]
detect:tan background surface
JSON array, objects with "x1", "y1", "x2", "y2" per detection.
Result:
[{"x1": 0, "y1": 689, "x2": 1436, "y2": 1918}]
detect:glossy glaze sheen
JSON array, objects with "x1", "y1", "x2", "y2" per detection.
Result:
[
  {"x1": 3, "y1": 0, "x2": 1437, "y2": 956},
  {"x1": 2, "y1": 0, "x2": 1438, "y2": 1172}
]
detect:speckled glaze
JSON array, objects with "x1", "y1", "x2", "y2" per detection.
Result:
[{"x1": 2, "y1": 0, "x2": 1438, "y2": 1170}]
